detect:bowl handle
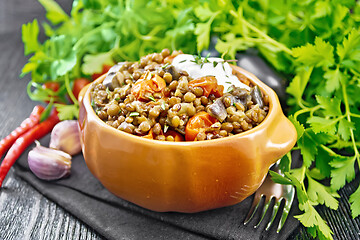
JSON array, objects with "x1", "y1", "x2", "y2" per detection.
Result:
[{"x1": 264, "y1": 114, "x2": 297, "y2": 165}]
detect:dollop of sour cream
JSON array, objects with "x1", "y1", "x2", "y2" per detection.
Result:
[{"x1": 172, "y1": 54, "x2": 250, "y2": 92}]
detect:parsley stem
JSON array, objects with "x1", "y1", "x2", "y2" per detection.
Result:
[
  {"x1": 320, "y1": 145, "x2": 338, "y2": 156},
  {"x1": 293, "y1": 105, "x2": 321, "y2": 121},
  {"x1": 73, "y1": 22, "x2": 116, "y2": 51},
  {"x1": 240, "y1": 18, "x2": 293, "y2": 56},
  {"x1": 341, "y1": 79, "x2": 360, "y2": 164},
  {"x1": 65, "y1": 74, "x2": 78, "y2": 105},
  {"x1": 350, "y1": 113, "x2": 360, "y2": 118}
]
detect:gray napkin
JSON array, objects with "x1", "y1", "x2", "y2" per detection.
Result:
[{"x1": 13, "y1": 135, "x2": 300, "y2": 240}]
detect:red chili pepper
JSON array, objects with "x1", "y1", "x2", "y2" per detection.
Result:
[
  {"x1": 0, "y1": 105, "x2": 45, "y2": 159},
  {"x1": 0, "y1": 109, "x2": 60, "y2": 187}
]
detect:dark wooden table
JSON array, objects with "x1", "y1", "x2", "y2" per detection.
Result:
[{"x1": 0, "y1": 0, "x2": 359, "y2": 239}]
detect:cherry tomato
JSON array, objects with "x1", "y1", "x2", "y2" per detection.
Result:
[
  {"x1": 131, "y1": 73, "x2": 166, "y2": 101},
  {"x1": 42, "y1": 82, "x2": 62, "y2": 103},
  {"x1": 42, "y1": 82, "x2": 60, "y2": 92},
  {"x1": 91, "y1": 65, "x2": 112, "y2": 80},
  {"x1": 188, "y1": 76, "x2": 224, "y2": 98},
  {"x1": 185, "y1": 111, "x2": 218, "y2": 141},
  {"x1": 142, "y1": 129, "x2": 156, "y2": 139},
  {"x1": 72, "y1": 78, "x2": 91, "y2": 100}
]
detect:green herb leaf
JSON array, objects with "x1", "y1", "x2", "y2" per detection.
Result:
[
  {"x1": 269, "y1": 170, "x2": 292, "y2": 185},
  {"x1": 82, "y1": 52, "x2": 114, "y2": 75},
  {"x1": 55, "y1": 103, "x2": 79, "y2": 120},
  {"x1": 323, "y1": 68, "x2": 345, "y2": 93},
  {"x1": 38, "y1": 0, "x2": 69, "y2": 25},
  {"x1": 148, "y1": 95, "x2": 156, "y2": 102},
  {"x1": 349, "y1": 185, "x2": 360, "y2": 218},
  {"x1": 40, "y1": 101, "x2": 54, "y2": 122},
  {"x1": 307, "y1": 176, "x2": 339, "y2": 209},
  {"x1": 337, "y1": 28, "x2": 360, "y2": 62},
  {"x1": 315, "y1": 96, "x2": 342, "y2": 117},
  {"x1": 161, "y1": 102, "x2": 166, "y2": 111},
  {"x1": 161, "y1": 63, "x2": 170, "y2": 69},
  {"x1": 164, "y1": 124, "x2": 169, "y2": 133},
  {"x1": 129, "y1": 112, "x2": 139, "y2": 117},
  {"x1": 292, "y1": 37, "x2": 335, "y2": 68},
  {"x1": 337, "y1": 118, "x2": 355, "y2": 141},
  {"x1": 21, "y1": 19, "x2": 40, "y2": 55},
  {"x1": 330, "y1": 155, "x2": 356, "y2": 191},
  {"x1": 288, "y1": 115, "x2": 305, "y2": 140},
  {"x1": 307, "y1": 116, "x2": 337, "y2": 135},
  {"x1": 295, "y1": 201, "x2": 333, "y2": 240}
]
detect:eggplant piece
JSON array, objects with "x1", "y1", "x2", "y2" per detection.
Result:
[
  {"x1": 208, "y1": 98, "x2": 227, "y2": 122},
  {"x1": 163, "y1": 65, "x2": 180, "y2": 80},
  {"x1": 231, "y1": 88, "x2": 251, "y2": 108},
  {"x1": 250, "y1": 85, "x2": 264, "y2": 108},
  {"x1": 103, "y1": 62, "x2": 127, "y2": 90}
]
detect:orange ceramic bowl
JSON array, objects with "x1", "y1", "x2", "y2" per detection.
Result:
[{"x1": 78, "y1": 65, "x2": 297, "y2": 213}]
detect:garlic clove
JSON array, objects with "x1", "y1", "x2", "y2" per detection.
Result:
[
  {"x1": 28, "y1": 141, "x2": 72, "y2": 180},
  {"x1": 49, "y1": 120, "x2": 81, "y2": 156}
]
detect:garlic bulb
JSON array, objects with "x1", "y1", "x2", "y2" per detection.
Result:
[
  {"x1": 49, "y1": 120, "x2": 81, "y2": 155},
  {"x1": 28, "y1": 141, "x2": 71, "y2": 180}
]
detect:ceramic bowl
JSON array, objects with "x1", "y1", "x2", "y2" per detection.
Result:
[{"x1": 78, "y1": 65, "x2": 297, "y2": 213}]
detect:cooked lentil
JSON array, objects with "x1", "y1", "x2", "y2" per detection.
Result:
[{"x1": 90, "y1": 50, "x2": 269, "y2": 141}]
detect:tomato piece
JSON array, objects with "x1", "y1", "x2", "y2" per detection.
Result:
[
  {"x1": 42, "y1": 82, "x2": 62, "y2": 103},
  {"x1": 188, "y1": 76, "x2": 224, "y2": 98},
  {"x1": 142, "y1": 129, "x2": 155, "y2": 139},
  {"x1": 42, "y1": 82, "x2": 60, "y2": 92},
  {"x1": 91, "y1": 65, "x2": 112, "y2": 80},
  {"x1": 73, "y1": 78, "x2": 91, "y2": 100},
  {"x1": 185, "y1": 111, "x2": 218, "y2": 141},
  {"x1": 164, "y1": 130, "x2": 184, "y2": 142},
  {"x1": 131, "y1": 73, "x2": 166, "y2": 101}
]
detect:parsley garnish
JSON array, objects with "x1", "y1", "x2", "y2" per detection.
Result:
[
  {"x1": 161, "y1": 102, "x2": 166, "y2": 111},
  {"x1": 129, "y1": 112, "x2": 139, "y2": 117},
  {"x1": 226, "y1": 86, "x2": 233, "y2": 93},
  {"x1": 148, "y1": 95, "x2": 156, "y2": 102},
  {"x1": 164, "y1": 124, "x2": 169, "y2": 133},
  {"x1": 161, "y1": 63, "x2": 170, "y2": 69}
]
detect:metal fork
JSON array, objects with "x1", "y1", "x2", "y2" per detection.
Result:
[{"x1": 243, "y1": 163, "x2": 295, "y2": 232}]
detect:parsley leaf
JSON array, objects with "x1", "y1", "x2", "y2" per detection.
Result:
[
  {"x1": 22, "y1": 19, "x2": 40, "y2": 55},
  {"x1": 292, "y1": 37, "x2": 335, "y2": 68},
  {"x1": 82, "y1": 52, "x2": 114, "y2": 75},
  {"x1": 315, "y1": 95, "x2": 342, "y2": 117},
  {"x1": 288, "y1": 115, "x2": 305, "y2": 140},
  {"x1": 349, "y1": 186, "x2": 360, "y2": 218},
  {"x1": 307, "y1": 176, "x2": 339, "y2": 209},
  {"x1": 307, "y1": 116, "x2": 337, "y2": 135},
  {"x1": 337, "y1": 28, "x2": 360, "y2": 62},
  {"x1": 330, "y1": 155, "x2": 356, "y2": 191},
  {"x1": 38, "y1": 0, "x2": 69, "y2": 25},
  {"x1": 323, "y1": 68, "x2": 346, "y2": 93},
  {"x1": 55, "y1": 103, "x2": 79, "y2": 120}
]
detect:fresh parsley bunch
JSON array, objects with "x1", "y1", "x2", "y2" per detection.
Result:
[
  {"x1": 204, "y1": 1, "x2": 360, "y2": 239},
  {"x1": 22, "y1": 0, "x2": 360, "y2": 239},
  {"x1": 22, "y1": 0, "x2": 200, "y2": 119}
]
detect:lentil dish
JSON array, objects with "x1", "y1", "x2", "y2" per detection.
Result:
[{"x1": 90, "y1": 50, "x2": 269, "y2": 141}]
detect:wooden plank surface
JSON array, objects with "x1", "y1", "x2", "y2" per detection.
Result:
[
  {"x1": 0, "y1": 0, "x2": 102, "y2": 239},
  {"x1": 0, "y1": 0, "x2": 359, "y2": 239}
]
